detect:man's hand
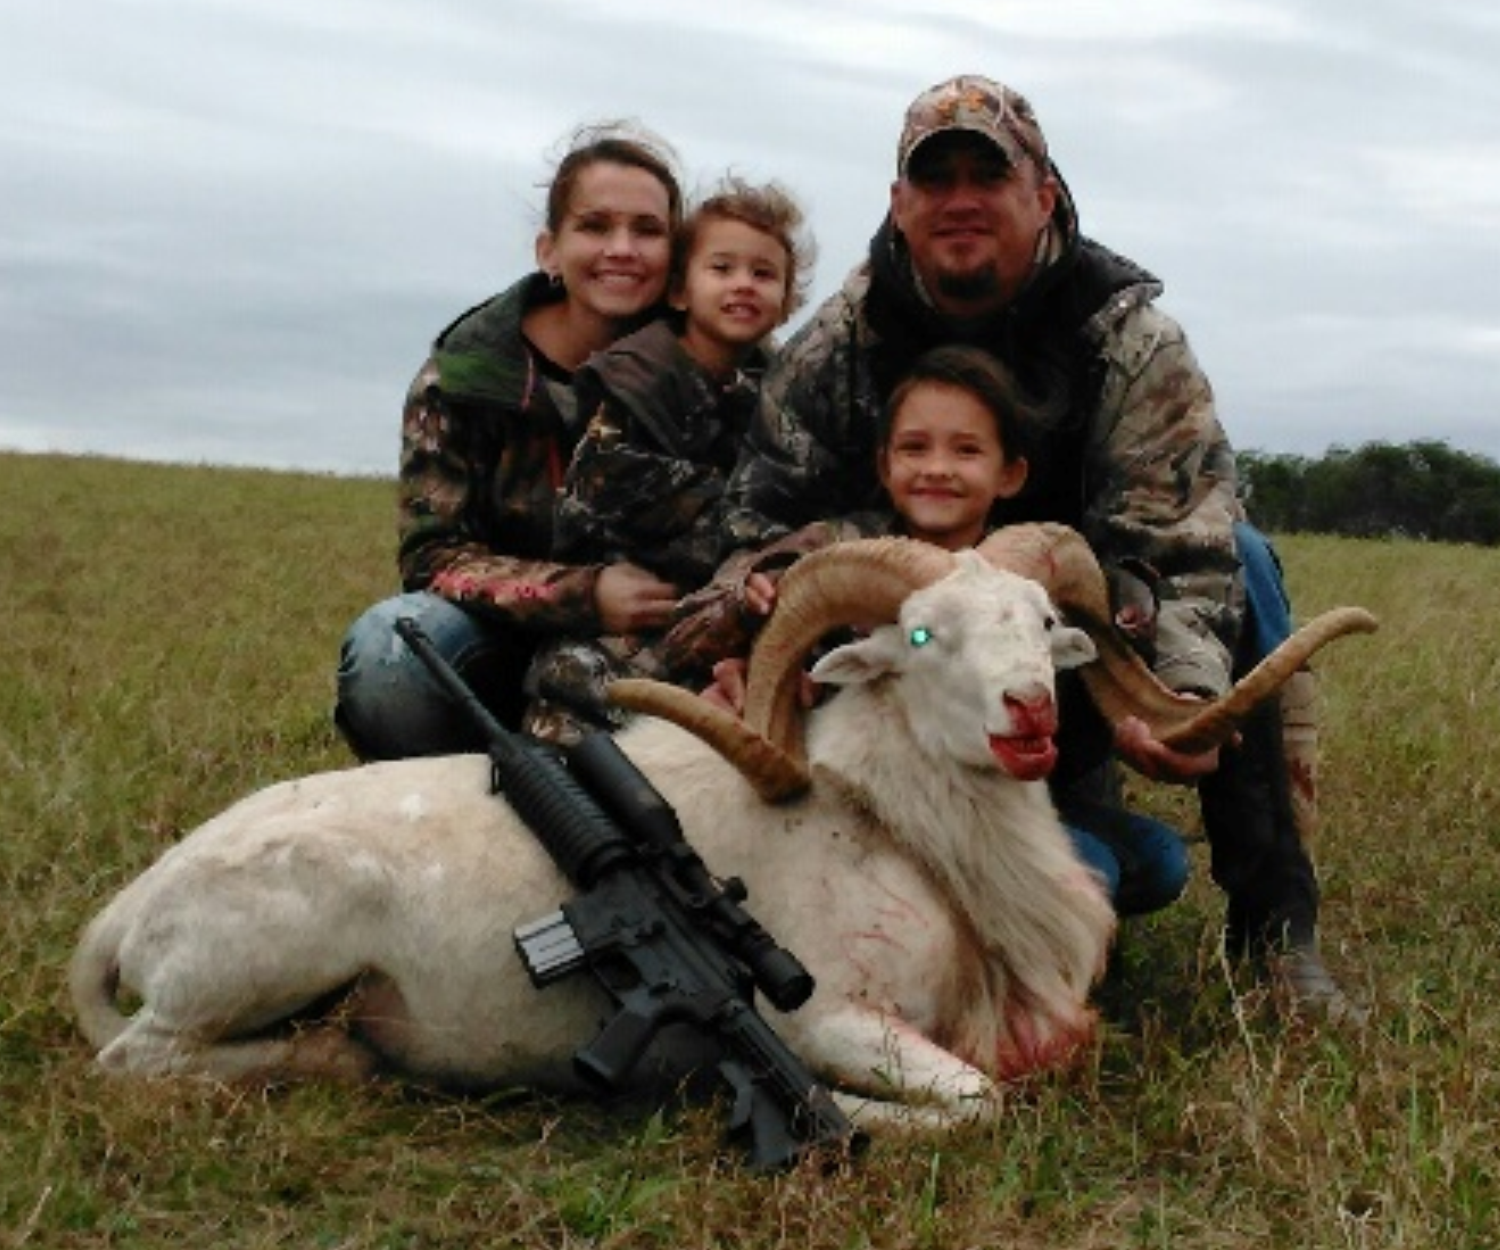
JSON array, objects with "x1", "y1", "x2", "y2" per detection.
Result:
[
  {"x1": 1113, "y1": 715, "x2": 1222, "y2": 784},
  {"x1": 595, "y1": 563, "x2": 681, "y2": 634}
]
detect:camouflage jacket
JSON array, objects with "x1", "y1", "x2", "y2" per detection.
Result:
[
  {"x1": 722, "y1": 213, "x2": 1246, "y2": 697},
  {"x1": 553, "y1": 318, "x2": 765, "y2": 588},
  {"x1": 524, "y1": 321, "x2": 769, "y2": 741},
  {"x1": 397, "y1": 274, "x2": 605, "y2": 634},
  {"x1": 659, "y1": 512, "x2": 894, "y2": 680}
]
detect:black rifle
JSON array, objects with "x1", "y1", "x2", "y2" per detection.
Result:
[{"x1": 394, "y1": 618, "x2": 861, "y2": 1170}]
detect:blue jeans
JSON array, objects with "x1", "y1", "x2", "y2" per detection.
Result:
[
  {"x1": 1056, "y1": 516, "x2": 1290, "y2": 918},
  {"x1": 1205, "y1": 523, "x2": 1319, "y2": 946},
  {"x1": 1063, "y1": 800, "x2": 1191, "y2": 918},
  {"x1": 335, "y1": 592, "x2": 537, "y2": 759},
  {"x1": 1235, "y1": 521, "x2": 1293, "y2": 658}
]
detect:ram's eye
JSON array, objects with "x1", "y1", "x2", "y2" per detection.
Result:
[{"x1": 909, "y1": 626, "x2": 933, "y2": 647}]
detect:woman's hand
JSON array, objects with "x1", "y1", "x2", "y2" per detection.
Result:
[{"x1": 595, "y1": 563, "x2": 681, "y2": 634}]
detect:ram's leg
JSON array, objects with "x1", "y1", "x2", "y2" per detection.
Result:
[
  {"x1": 96, "y1": 1007, "x2": 382, "y2": 1085},
  {"x1": 789, "y1": 1008, "x2": 1002, "y2": 1131}
]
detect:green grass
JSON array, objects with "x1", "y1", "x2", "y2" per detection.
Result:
[{"x1": 3, "y1": 450, "x2": 1497, "y2": 1248}]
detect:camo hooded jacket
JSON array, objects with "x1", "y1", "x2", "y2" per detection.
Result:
[
  {"x1": 553, "y1": 318, "x2": 766, "y2": 588},
  {"x1": 397, "y1": 274, "x2": 605, "y2": 634},
  {"x1": 524, "y1": 319, "x2": 770, "y2": 741},
  {"x1": 721, "y1": 208, "x2": 1246, "y2": 697}
]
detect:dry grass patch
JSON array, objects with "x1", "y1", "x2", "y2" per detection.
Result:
[{"x1": 3, "y1": 453, "x2": 1496, "y2": 1247}]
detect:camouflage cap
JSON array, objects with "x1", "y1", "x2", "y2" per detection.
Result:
[{"x1": 897, "y1": 74, "x2": 1050, "y2": 176}]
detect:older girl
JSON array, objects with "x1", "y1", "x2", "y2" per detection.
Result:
[{"x1": 674, "y1": 345, "x2": 1190, "y2": 917}]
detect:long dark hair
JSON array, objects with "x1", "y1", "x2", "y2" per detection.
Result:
[
  {"x1": 878, "y1": 344, "x2": 1042, "y2": 461},
  {"x1": 543, "y1": 121, "x2": 685, "y2": 233}
]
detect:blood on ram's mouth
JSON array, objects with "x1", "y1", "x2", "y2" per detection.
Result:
[{"x1": 988, "y1": 734, "x2": 1058, "y2": 780}]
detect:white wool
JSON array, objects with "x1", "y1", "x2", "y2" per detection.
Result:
[{"x1": 70, "y1": 559, "x2": 1115, "y2": 1129}]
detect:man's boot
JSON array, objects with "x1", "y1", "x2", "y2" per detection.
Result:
[{"x1": 1200, "y1": 697, "x2": 1364, "y2": 1026}]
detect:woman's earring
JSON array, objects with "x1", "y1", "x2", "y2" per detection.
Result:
[{"x1": 547, "y1": 271, "x2": 563, "y2": 289}]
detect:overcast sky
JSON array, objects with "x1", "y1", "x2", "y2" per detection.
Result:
[{"x1": 3, "y1": 0, "x2": 1497, "y2": 475}]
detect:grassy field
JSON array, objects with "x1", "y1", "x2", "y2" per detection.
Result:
[{"x1": 3, "y1": 450, "x2": 1497, "y2": 1248}]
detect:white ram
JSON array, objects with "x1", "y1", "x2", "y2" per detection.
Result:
[{"x1": 69, "y1": 526, "x2": 1376, "y2": 1129}]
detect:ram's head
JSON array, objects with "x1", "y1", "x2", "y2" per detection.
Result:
[{"x1": 805, "y1": 551, "x2": 1094, "y2": 781}]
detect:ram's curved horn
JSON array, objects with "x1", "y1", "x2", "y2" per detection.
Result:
[
  {"x1": 975, "y1": 523, "x2": 1378, "y2": 752},
  {"x1": 609, "y1": 538, "x2": 958, "y2": 802},
  {"x1": 1150, "y1": 606, "x2": 1377, "y2": 752},
  {"x1": 607, "y1": 678, "x2": 810, "y2": 803},
  {"x1": 603, "y1": 678, "x2": 810, "y2": 804},
  {"x1": 740, "y1": 538, "x2": 957, "y2": 752}
]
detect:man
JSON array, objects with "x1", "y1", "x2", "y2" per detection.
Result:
[{"x1": 719, "y1": 73, "x2": 1360, "y2": 1023}]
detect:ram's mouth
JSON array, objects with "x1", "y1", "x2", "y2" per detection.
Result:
[{"x1": 988, "y1": 733, "x2": 1058, "y2": 781}]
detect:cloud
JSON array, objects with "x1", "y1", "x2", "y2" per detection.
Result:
[{"x1": 1, "y1": 0, "x2": 1496, "y2": 473}]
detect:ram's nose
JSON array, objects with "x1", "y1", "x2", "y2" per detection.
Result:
[{"x1": 1002, "y1": 687, "x2": 1058, "y2": 737}]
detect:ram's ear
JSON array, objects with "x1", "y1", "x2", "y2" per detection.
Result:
[
  {"x1": 1049, "y1": 621, "x2": 1097, "y2": 671},
  {"x1": 808, "y1": 626, "x2": 905, "y2": 688}
]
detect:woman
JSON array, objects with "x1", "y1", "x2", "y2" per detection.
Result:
[{"x1": 335, "y1": 121, "x2": 686, "y2": 759}]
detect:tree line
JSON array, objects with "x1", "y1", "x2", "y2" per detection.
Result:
[{"x1": 1238, "y1": 440, "x2": 1500, "y2": 545}]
